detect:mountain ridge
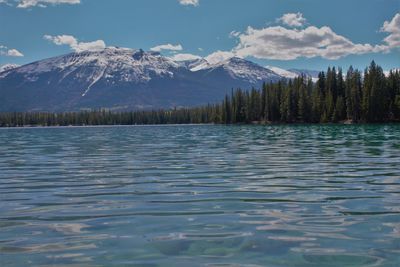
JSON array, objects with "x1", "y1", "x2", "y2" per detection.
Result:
[{"x1": 0, "y1": 48, "x2": 319, "y2": 112}]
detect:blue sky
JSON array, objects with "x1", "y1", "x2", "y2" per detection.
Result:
[{"x1": 0, "y1": 0, "x2": 399, "y2": 71}]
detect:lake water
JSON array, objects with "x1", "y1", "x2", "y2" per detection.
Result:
[{"x1": 0, "y1": 125, "x2": 399, "y2": 267}]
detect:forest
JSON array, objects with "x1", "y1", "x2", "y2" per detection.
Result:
[{"x1": 0, "y1": 61, "x2": 399, "y2": 127}]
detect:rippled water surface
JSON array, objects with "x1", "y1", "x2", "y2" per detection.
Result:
[{"x1": 0, "y1": 125, "x2": 399, "y2": 266}]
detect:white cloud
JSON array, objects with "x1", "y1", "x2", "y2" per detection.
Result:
[
  {"x1": 6, "y1": 49, "x2": 24, "y2": 57},
  {"x1": 229, "y1": 12, "x2": 400, "y2": 61},
  {"x1": 233, "y1": 22, "x2": 388, "y2": 60},
  {"x1": 169, "y1": 53, "x2": 201, "y2": 61},
  {"x1": 277, "y1": 12, "x2": 307, "y2": 27},
  {"x1": 44, "y1": 34, "x2": 76, "y2": 46},
  {"x1": 44, "y1": 34, "x2": 106, "y2": 52},
  {"x1": 178, "y1": 0, "x2": 199, "y2": 6},
  {"x1": 204, "y1": 50, "x2": 235, "y2": 64},
  {"x1": 16, "y1": 0, "x2": 80, "y2": 8},
  {"x1": 381, "y1": 13, "x2": 400, "y2": 48},
  {"x1": 75, "y1": 40, "x2": 106, "y2": 52},
  {"x1": 150, "y1": 43, "x2": 183, "y2": 52},
  {"x1": 0, "y1": 45, "x2": 24, "y2": 57}
]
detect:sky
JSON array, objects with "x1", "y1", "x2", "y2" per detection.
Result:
[{"x1": 0, "y1": 0, "x2": 399, "y2": 71}]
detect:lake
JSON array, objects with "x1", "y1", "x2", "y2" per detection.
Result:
[{"x1": 0, "y1": 125, "x2": 399, "y2": 266}]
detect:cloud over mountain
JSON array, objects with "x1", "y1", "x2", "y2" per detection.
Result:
[
  {"x1": 204, "y1": 50, "x2": 236, "y2": 64},
  {"x1": 44, "y1": 35, "x2": 106, "y2": 52},
  {"x1": 150, "y1": 44, "x2": 183, "y2": 52},
  {"x1": 168, "y1": 53, "x2": 201, "y2": 61}
]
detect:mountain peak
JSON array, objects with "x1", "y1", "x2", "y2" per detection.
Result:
[
  {"x1": 132, "y1": 49, "x2": 145, "y2": 60},
  {"x1": 197, "y1": 56, "x2": 281, "y2": 83},
  {"x1": 223, "y1": 56, "x2": 247, "y2": 63}
]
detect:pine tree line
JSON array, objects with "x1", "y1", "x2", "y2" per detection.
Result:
[
  {"x1": 0, "y1": 61, "x2": 399, "y2": 127},
  {"x1": 218, "y1": 61, "x2": 400, "y2": 124}
]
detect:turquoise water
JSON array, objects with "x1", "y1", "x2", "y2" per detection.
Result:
[{"x1": 0, "y1": 125, "x2": 399, "y2": 267}]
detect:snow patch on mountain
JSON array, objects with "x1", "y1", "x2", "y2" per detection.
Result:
[
  {"x1": 216, "y1": 57, "x2": 281, "y2": 83},
  {"x1": 266, "y1": 66, "x2": 298, "y2": 79},
  {"x1": 0, "y1": 64, "x2": 20, "y2": 73},
  {"x1": 266, "y1": 66, "x2": 320, "y2": 82},
  {"x1": 178, "y1": 58, "x2": 208, "y2": 70},
  {"x1": 82, "y1": 65, "x2": 107, "y2": 96},
  {"x1": 191, "y1": 57, "x2": 281, "y2": 83}
]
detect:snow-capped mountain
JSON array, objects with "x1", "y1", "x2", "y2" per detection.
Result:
[
  {"x1": 267, "y1": 66, "x2": 320, "y2": 82},
  {"x1": 267, "y1": 66, "x2": 299, "y2": 80},
  {"x1": 195, "y1": 57, "x2": 282, "y2": 84},
  {"x1": 0, "y1": 47, "x2": 316, "y2": 112},
  {"x1": 0, "y1": 64, "x2": 20, "y2": 73},
  {"x1": 178, "y1": 58, "x2": 208, "y2": 70},
  {"x1": 0, "y1": 47, "x2": 181, "y2": 96}
]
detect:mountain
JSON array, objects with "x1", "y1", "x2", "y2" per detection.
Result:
[
  {"x1": 195, "y1": 57, "x2": 282, "y2": 84},
  {"x1": 178, "y1": 58, "x2": 207, "y2": 70},
  {"x1": 288, "y1": 69, "x2": 320, "y2": 82},
  {"x1": 266, "y1": 66, "x2": 320, "y2": 82},
  {"x1": 266, "y1": 66, "x2": 298, "y2": 80},
  {"x1": 0, "y1": 47, "x2": 308, "y2": 112},
  {"x1": 0, "y1": 47, "x2": 192, "y2": 111},
  {"x1": 0, "y1": 64, "x2": 20, "y2": 73}
]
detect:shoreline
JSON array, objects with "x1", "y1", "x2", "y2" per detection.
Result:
[{"x1": 1, "y1": 121, "x2": 399, "y2": 129}]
